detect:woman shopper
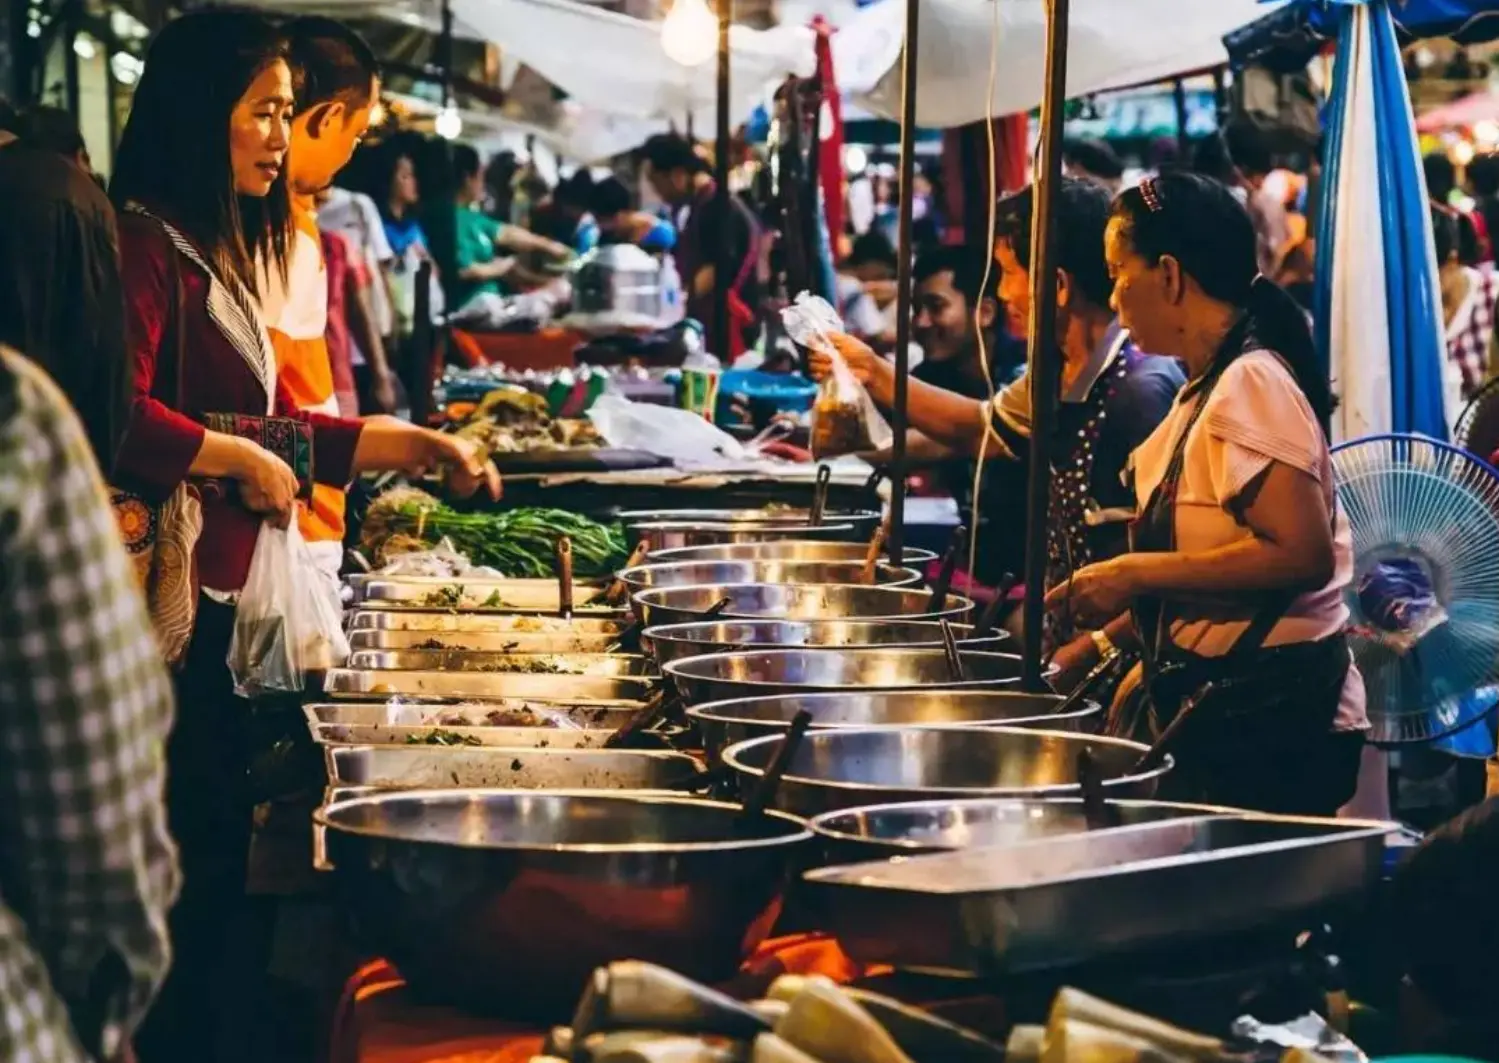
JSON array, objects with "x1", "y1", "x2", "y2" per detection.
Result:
[
  {"x1": 108, "y1": 13, "x2": 498, "y2": 1061},
  {"x1": 1047, "y1": 172, "x2": 1367, "y2": 816}
]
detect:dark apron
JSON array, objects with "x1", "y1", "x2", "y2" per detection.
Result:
[{"x1": 1128, "y1": 326, "x2": 1362, "y2": 816}]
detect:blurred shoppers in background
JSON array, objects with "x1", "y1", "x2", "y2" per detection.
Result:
[
  {"x1": 8, "y1": 103, "x2": 93, "y2": 171},
  {"x1": 0, "y1": 346, "x2": 178, "y2": 1063},
  {"x1": 0, "y1": 100, "x2": 129, "y2": 473},
  {"x1": 553, "y1": 169, "x2": 602, "y2": 254},
  {"x1": 640, "y1": 132, "x2": 762, "y2": 358},
  {"x1": 320, "y1": 225, "x2": 361, "y2": 416},
  {"x1": 1063, "y1": 137, "x2": 1126, "y2": 197},
  {"x1": 318, "y1": 181, "x2": 399, "y2": 412},
  {"x1": 591, "y1": 175, "x2": 677, "y2": 252},
  {"x1": 378, "y1": 150, "x2": 443, "y2": 360},
  {"x1": 839, "y1": 229, "x2": 900, "y2": 344},
  {"x1": 1223, "y1": 121, "x2": 1290, "y2": 276},
  {"x1": 1469, "y1": 151, "x2": 1499, "y2": 263},
  {"x1": 450, "y1": 142, "x2": 572, "y2": 312},
  {"x1": 1432, "y1": 203, "x2": 1498, "y2": 402},
  {"x1": 1426, "y1": 151, "x2": 1487, "y2": 265}
]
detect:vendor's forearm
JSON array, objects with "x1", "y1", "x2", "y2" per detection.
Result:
[
  {"x1": 863, "y1": 361, "x2": 989, "y2": 452},
  {"x1": 860, "y1": 428, "x2": 957, "y2": 468},
  {"x1": 1121, "y1": 538, "x2": 1333, "y2": 601},
  {"x1": 350, "y1": 418, "x2": 434, "y2": 474}
]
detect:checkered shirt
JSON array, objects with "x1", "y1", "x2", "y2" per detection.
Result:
[
  {"x1": 0, "y1": 348, "x2": 178, "y2": 1062},
  {"x1": 1449, "y1": 266, "x2": 1499, "y2": 400}
]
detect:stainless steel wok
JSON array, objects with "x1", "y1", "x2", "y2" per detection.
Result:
[
  {"x1": 642, "y1": 619, "x2": 1009, "y2": 667},
  {"x1": 720, "y1": 727, "x2": 1171, "y2": 818},
  {"x1": 687, "y1": 690, "x2": 1097, "y2": 761},
  {"x1": 625, "y1": 521, "x2": 861, "y2": 554},
  {"x1": 631, "y1": 583, "x2": 974, "y2": 629},
  {"x1": 664, "y1": 647, "x2": 1043, "y2": 705},
  {"x1": 616, "y1": 560, "x2": 923, "y2": 597},
  {"x1": 317, "y1": 790, "x2": 810, "y2": 1016},
  {"x1": 646, "y1": 541, "x2": 939, "y2": 567},
  {"x1": 808, "y1": 797, "x2": 1231, "y2": 864}
]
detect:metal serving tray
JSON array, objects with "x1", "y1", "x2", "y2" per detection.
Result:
[
  {"x1": 343, "y1": 650, "x2": 657, "y2": 677},
  {"x1": 803, "y1": 814, "x2": 1394, "y2": 976},
  {"x1": 310, "y1": 723, "x2": 623, "y2": 749},
  {"x1": 347, "y1": 628, "x2": 623, "y2": 654},
  {"x1": 322, "y1": 669, "x2": 659, "y2": 702},
  {"x1": 303, "y1": 701, "x2": 643, "y2": 730},
  {"x1": 325, "y1": 745, "x2": 702, "y2": 790},
  {"x1": 346, "y1": 611, "x2": 626, "y2": 635},
  {"x1": 354, "y1": 576, "x2": 608, "y2": 609}
]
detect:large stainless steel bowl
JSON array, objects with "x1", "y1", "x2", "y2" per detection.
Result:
[
  {"x1": 665, "y1": 647, "x2": 1044, "y2": 705},
  {"x1": 642, "y1": 619, "x2": 1009, "y2": 668},
  {"x1": 647, "y1": 541, "x2": 939, "y2": 567},
  {"x1": 317, "y1": 790, "x2": 811, "y2": 1016},
  {"x1": 626, "y1": 521, "x2": 860, "y2": 553},
  {"x1": 720, "y1": 727, "x2": 1171, "y2": 817},
  {"x1": 632, "y1": 583, "x2": 974, "y2": 629},
  {"x1": 687, "y1": 690, "x2": 1097, "y2": 761},
  {"x1": 808, "y1": 797, "x2": 1229, "y2": 864},
  {"x1": 617, "y1": 560, "x2": 923, "y2": 597},
  {"x1": 621, "y1": 507, "x2": 881, "y2": 538}
]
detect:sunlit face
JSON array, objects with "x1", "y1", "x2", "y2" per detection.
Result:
[
  {"x1": 993, "y1": 239, "x2": 1031, "y2": 338},
  {"x1": 644, "y1": 162, "x2": 689, "y2": 206},
  {"x1": 391, "y1": 155, "x2": 419, "y2": 206},
  {"x1": 289, "y1": 75, "x2": 379, "y2": 196},
  {"x1": 1104, "y1": 214, "x2": 1176, "y2": 355},
  {"x1": 912, "y1": 269, "x2": 976, "y2": 363},
  {"x1": 230, "y1": 59, "x2": 294, "y2": 196}
]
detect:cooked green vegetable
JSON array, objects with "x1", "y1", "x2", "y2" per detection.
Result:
[
  {"x1": 362, "y1": 488, "x2": 628, "y2": 578},
  {"x1": 405, "y1": 728, "x2": 484, "y2": 747}
]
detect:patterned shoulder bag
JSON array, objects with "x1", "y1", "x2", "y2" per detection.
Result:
[{"x1": 111, "y1": 233, "x2": 204, "y2": 666}]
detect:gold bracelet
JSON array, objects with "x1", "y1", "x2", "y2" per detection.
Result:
[{"x1": 1089, "y1": 629, "x2": 1117, "y2": 660}]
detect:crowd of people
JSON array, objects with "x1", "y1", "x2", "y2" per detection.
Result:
[{"x1": 0, "y1": 7, "x2": 1498, "y2": 1063}]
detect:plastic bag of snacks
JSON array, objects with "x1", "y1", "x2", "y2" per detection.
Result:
[
  {"x1": 229, "y1": 518, "x2": 350, "y2": 697},
  {"x1": 781, "y1": 292, "x2": 892, "y2": 459}
]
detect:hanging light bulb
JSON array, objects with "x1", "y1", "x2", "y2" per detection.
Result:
[
  {"x1": 661, "y1": 0, "x2": 717, "y2": 67},
  {"x1": 435, "y1": 104, "x2": 463, "y2": 141}
]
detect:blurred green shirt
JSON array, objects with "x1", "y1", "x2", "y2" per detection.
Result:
[{"x1": 453, "y1": 204, "x2": 505, "y2": 309}]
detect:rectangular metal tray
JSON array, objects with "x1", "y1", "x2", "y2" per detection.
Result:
[
  {"x1": 803, "y1": 815, "x2": 1393, "y2": 977},
  {"x1": 310, "y1": 722, "x2": 622, "y2": 749},
  {"x1": 304, "y1": 701, "x2": 644, "y2": 730},
  {"x1": 346, "y1": 610, "x2": 626, "y2": 635},
  {"x1": 352, "y1": 574, "x2": 607, "y2": 604},
  {"x1": 347, "y1": 628, "x2": 625, "y2": 654},
  {"x1": 359, "y1": 578, "x2": 619, "y2": 614},
  {"x1": 343, "y1": 649, "x2": 657, "y2": 677},
  {"x1": 325, "y1": 745, "x2": 702, "y2": 790},
  {"x1": 322, "y1": 668, "x2": 659, "y2": 702}
]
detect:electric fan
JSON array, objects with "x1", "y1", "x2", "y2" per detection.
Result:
[
  {"x1": 1455, "y1": 377, "x2": 1499, "y2": 466},
  {"x1": 1331, "y1": 435, "x2": 1499, "y2": 746}
]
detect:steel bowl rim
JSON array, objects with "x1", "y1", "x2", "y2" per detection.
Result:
[
  {"x1": 618, "y1": 560, "x2": 924, "y2": 589},
  {"x1": 642, "y1": 619, "x2": 1010, "y2": 651},
  {"x1": 646, "y1": 541, "x2": 941, "y2": 565},
  {"x1": 684, "y1": 688, "x2": 1095, "y2": 732},
  {"x1": 805, "y1": 796, "x2": 1235, "y2": 850},
  {"x1": 632, "y1": 582, "x2": 977, "y2": 622},
  {"x1": 314, "y1": 787, "x2": 813, "y2": 853},
  {"x1": 719, "y1": 725, "x2": 1173, "y2": 797},
  {"x1": 664, "y1": 647, "x2": 1048, "y2": 694},
  {"x1": 620, "y1": 508, "x2": 882, "y2": 524}
]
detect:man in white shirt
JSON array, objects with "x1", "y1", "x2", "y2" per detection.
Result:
[{"x1": 319, "y1": 184, "x2": 398, "y2": 410}]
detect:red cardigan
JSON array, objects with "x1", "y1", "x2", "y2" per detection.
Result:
[{"x1": 115, "y1": 211, "x2": 362, "y2": 593}]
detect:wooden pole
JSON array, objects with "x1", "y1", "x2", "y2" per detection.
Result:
[{"x1": 885, "y1": 0, "x2": 920, "y2": 565}]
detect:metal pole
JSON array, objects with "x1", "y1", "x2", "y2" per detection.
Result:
[
  {"x1": 1172, "y1": 77, "x2": 1189, "y2": 157},
  {"x1": 711, "y1": 0, "x2": 731, "y2": 361},
  {"x1": 885, "y1": 0, "x2": 919, "y2": 565},
  {"x1": 1020, "y1": 0, "x2": 1071, "y2": 691}
]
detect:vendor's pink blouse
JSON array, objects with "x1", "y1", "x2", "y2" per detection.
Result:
[{"x1": 1130, "y1": 350, "x2": 1368, "y2": 732}]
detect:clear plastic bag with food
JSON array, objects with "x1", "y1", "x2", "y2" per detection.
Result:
[
  {"x1": 229, "y1": 519, "x2": 351, "y2": 697},
  {"x1": 781, "y1": 292, "x2": 892, "y2": 459}
]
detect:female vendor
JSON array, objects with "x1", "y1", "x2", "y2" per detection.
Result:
[{"x1": 1049, "y1": 172, "x2": 1367, "y2": 816}]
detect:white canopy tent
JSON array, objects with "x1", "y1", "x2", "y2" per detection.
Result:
[{"x1": 833, "y1": 0, "x2": 1287, "y2": 129}]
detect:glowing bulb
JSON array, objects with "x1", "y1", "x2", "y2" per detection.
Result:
[
  {"x1": 1475, "y1": 121, "x2": 1499, "y2": 148},
  {"x1": 1452, "y1": 139, "x2": 1476, "y2": 167},
  {"x1": 73, "y1": 34, "x2": 96, "y2": 60},
  {"x1": 843, "y1": 144, "x2": 868, "y2": 173},
  {"x1": 435, "y1": 105, "x2": 463, "y2": 141},
  {"x1": 661, "y1": 0, "x2": 717, "y2": 67}
]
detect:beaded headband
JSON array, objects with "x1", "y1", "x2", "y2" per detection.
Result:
[{"x1": 1139, "y1": 177, "x2": 1164, "y2": 213}]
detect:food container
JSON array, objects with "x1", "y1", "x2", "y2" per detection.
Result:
[
  {"x1": 642, "y1": 619, "x2": 1009, "y2": 667},
  {"x1": 346, "y1": 611, "x2": 626, "y2": 636},
  {"x1": 720, "y1": 726, "x2": 1170, "y2": 818},
  {"x1": 317, "y1": 790, "x2": 810, "y2": 1016},
  {"x1": 616, "y1": 560, "x2": 923, "y2": 597},
  {"x1": 625, "y1": 521, "x2": 861, "y2": 554},
  {"x1": 343, "y1": 650, "x2": 656, "y2": 677},
  {"x1": 322, "y1": 668, "x2": 657, "y2": 702},
  {"x1": 569, "y1": 244, "x2": 663, "y2": 326},
  {"x1": 631, "y1": 583, "x2": 973, "y2": 629},
  {"x1": 304, "y1": 700, "x2": 641, "y2": 731},
  {"x1": 664, "y1": 647, "x2": 1040, "y2": 705},
  {"x1": 324, "y1": 745, "x2": 701, "y2": 790},
  {"x1": 646, "y1": 540, "x2": 939, "y2": 567},
  {"x1": 687, "y1": 690, "x2": 1096, "y2": 761}
]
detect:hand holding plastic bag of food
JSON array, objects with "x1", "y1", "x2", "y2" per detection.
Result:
[
  {"x1": 781, "y1": 292, "x2": 892, "y2": 459},
  {"x1": 229, "y1": 518, "x2": 350, "y2": 697}
]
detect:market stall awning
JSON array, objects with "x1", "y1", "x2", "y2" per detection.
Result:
[
  {"x1": 1227, "y1": 0, "x2": 1499, "y2": 71},
  {"x1": 830, "y1": 0, "x2": 1281, "y2": 129},
  {"x1": 1415, "y1": 90, "x2": 1499, "y2": 133}
]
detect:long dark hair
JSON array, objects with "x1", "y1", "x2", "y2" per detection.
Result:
[
  {"x1": 1111, "y1": 171, "x2": 1335, "y2": 434},
  {"x1": 111, "y1": 9, "x2": 291, "y2": 295}
]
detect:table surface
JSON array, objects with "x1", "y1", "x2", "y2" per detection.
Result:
[{"x1": 330, "y1": 934, "x2": 873, "y2": 1063}]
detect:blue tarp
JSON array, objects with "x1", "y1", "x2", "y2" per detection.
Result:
[{"x1": 1226, "y1": 0, "x2": 1499, "y2": 71}]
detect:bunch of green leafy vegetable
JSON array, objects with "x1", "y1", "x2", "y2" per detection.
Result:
[{"x1": 362, "y1": 488, "x2": 628, "y2": 578}]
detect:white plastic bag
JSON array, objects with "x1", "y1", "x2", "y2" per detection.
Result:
[
  {"x1": 229, "y1": 519, "x2": 350, "y2": 697},
  {"x1": 781, "y1": 292, "x2": 892, "y2": 458},
  {"x1": 587, "y1": 393, "x2": 749, "y2": 466}
]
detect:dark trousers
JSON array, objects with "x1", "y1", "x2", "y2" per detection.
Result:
[{"x1": 134, "y1": 600, "x2": 264, "y2": 1063}]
